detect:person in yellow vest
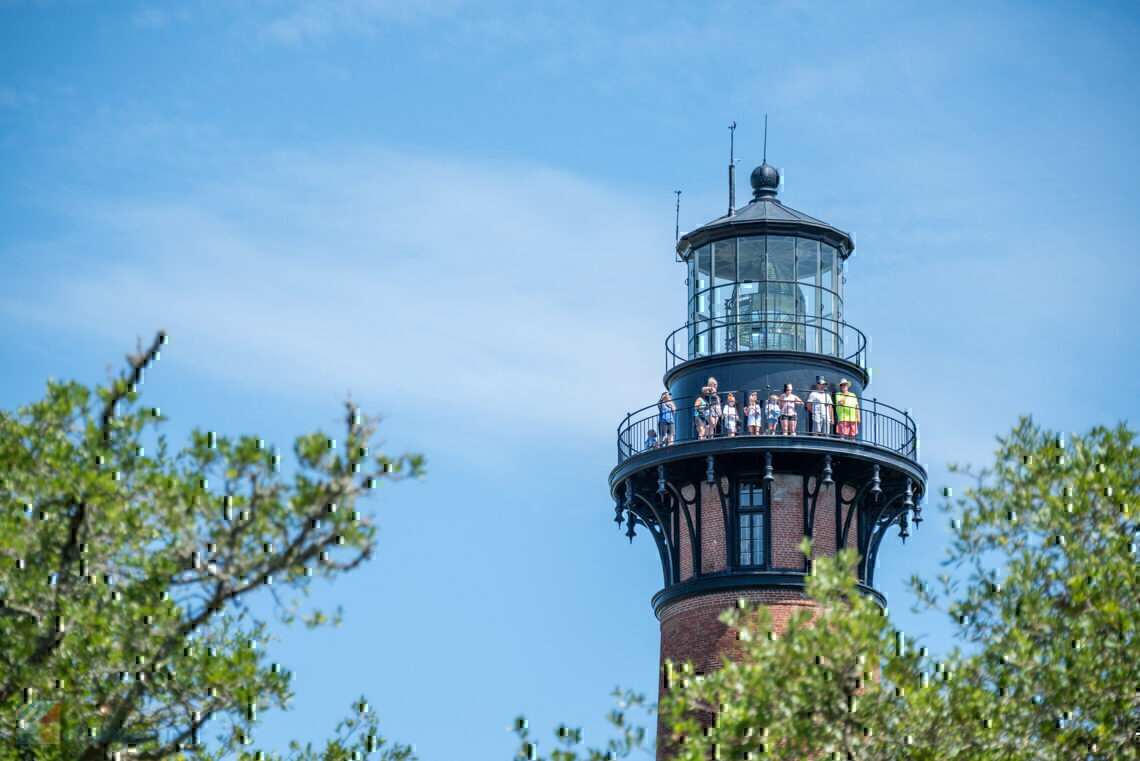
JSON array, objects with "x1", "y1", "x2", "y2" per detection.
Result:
[{"x1": 834, "y1": 378, "x2": 860, "y2": 440}]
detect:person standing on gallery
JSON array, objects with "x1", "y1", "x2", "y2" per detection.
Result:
[
  {"x1": 694, "y1": 394, "x2": 710, "y2": 440},
  {"x1": 745, "y1": 392, "x2": 763, "y2": 436},
  {"x1": 703, "y1": 377, "x2": 722, "y2": 438},
  {"x1": 806, "y1": 377, "x2": 832, "y2": 436},
  {"x1": 834, "y1": 378, "x2": 861, "y2": 440},
  {"x1": 765, "y1": 394, "x2": 780, "y2": 435},
  {"x1": 722, "y1": 393, "x2": 739, "y2": 437},
  {"x1": 779, "y1": 383, "x2": 803, "y2": 436},
  {"x1": 658, "y1": 391, "x2": 676, "y2": 446}
]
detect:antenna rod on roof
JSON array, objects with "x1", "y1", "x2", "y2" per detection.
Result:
[
  {"x1": 728, "y1": 121, "x2": 737, "y2": 216},
  {"x1": 674, "y1": 190, "x2": 682, "y2": 243},
  {"x1": 763, "y1": 114, "x2": 768, "y2": 163}
]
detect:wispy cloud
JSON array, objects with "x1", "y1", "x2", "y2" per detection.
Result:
[
  {"x1": 1, "y1": 148, "x2": 677, "y2": 437},
  {"x1": 130, "y1": 7, "x2": 191, "y2": 29},
  {"x1": 257, "y1": 0, "x2": 461, "y2": 44}
]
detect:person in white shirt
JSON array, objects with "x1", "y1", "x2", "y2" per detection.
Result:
[
  {"x1": 722, "y1": 394, "x2": 740, "y2": 437},
  {"x1": 806, "y1": 378, "x2": 833, "y2": 436}
]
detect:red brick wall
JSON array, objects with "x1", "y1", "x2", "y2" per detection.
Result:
[
  {"x1": 769, "y1": 473, "x2": 804, "y2": 569},
  {"x1": 656, "y1": 588, "x2": 821, "y2": 759},
  {"x1": 811, "y1": 479, "x2": 837, "y2": 560},
  {"x1": 678, "y1": 502, "x2": 693, "y2": 581},
  {"x1": 653, "y1": 476, "x2": 872, "y2": 757},
  {"x1": 699, "y1": 481, "x2": 727, "y2": 575},
  {"x1": 841, "y1": 484, "x2": 859, "y2": 553},
  {"x1": 678, "y1": 482, "x2": 728, "y2": 582},
  {"x1": 658, "y1": 588, "x2": 817, "y2": 676},
  {"x1": 676, "y1": 476, "x2": 857, "y2": 582}
]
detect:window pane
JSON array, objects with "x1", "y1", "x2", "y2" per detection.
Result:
[
  {"x1": 695, "y1": 289, "x2": 710, "y2": 318},
  {"x1": 836, "y1": 254, "x2": 844, "y2": 306},
  {"x1": 766, "y1": 280, "x2": 792, "y2": 318},
  {"x1": 753, "y1": 515, "x2": 765, "y2": 564},
  {"x1": 737, "y1": 283, "x2": 760, "y2": 333},
  {"x1": 821, "y1": 290, "x2": 836, "y2": 356},
  {"x1": 766, "y1": 236, "x2": 795, "y2": 283},
  {"x1": 687, "y1": 257, "x2": 696, "y2": 312},
  {"x1": 717, "y1": 285, "x2": 739, "y2": 328},
  {"x1": 713, "y1": 239, "x2": 736, "y2": 287},
  {"x1": 795, "y1": 239, "x2": 819, "y2": 353},
  {"x1": 707, "y1": 312, "x2": 722, "y2": 353},
  {"x1": 738, "y1": 282, "x2": 760, "y2": 298},
  {"x1": 737, "y1": 237, "x2": 765, "y2": 281},
  {"x1": 695, "y1": 318, "x2": 711, "y2": 356},
  {"x1": 820, "y1": 244, "x2": 837, "y2": 295},
  {"x1": 793, "y1": 242, "x2": 820, "y2": 305},
  {"x1": 738, "y1": 511, "x2": 765, "y2": 566},
  {"x1": 696, "y1": 246, "x2": 712, "y2": 292},
  {"x1": 738, "y1": 285, "x2": 763, "y2": 350},
  {"x1": 767, "y1": 281, "x2": 797, "y2": 350},
  {"x1": 795, "y1": 239, "x2": 819, "y2": 289}
]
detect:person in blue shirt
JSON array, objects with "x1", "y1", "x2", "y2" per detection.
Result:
[
  {"x1": 658, "y1": 391, "x2": 676, "y2": 445},
  {"x1": 643, "y1": 429, "x2": 659, "y2": 451}
]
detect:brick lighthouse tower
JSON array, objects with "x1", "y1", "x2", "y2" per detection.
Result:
[{"x1": 608, "y1": 156, "x2": 926, "y2": 753}]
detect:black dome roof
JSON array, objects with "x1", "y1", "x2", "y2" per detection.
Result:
[
  {"x1": 676, "y1": 163, "x2": 854, "y2": 258},
  {"x1": 750, "y1": 162, "x2": 780, "y2": 198}
]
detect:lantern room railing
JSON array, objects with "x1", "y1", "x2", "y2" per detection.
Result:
[
  {"x1": 617, "y1": 389, "x2": 917, "y2": 465},
  {"x1": 665, "y1": 316, "x2": 868, "y2": 373}
]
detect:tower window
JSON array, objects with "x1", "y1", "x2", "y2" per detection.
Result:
[{"x1": 737, "y1": 483, "x2": 767, "y2": 567}]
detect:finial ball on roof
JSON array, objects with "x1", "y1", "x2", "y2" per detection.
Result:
[{"x1": 750, "y1": 162, "x2": 780, "y2": 198}]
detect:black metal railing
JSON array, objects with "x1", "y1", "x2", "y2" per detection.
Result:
[
  {"x1": 665, "y1": 316, "x2": 868, "y2": 373},
  {"x1": 617, "y1": 388, "x2": 917, "y2": 464}
]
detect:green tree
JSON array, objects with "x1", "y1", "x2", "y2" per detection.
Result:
[
  {"x1": 907, "y1": 418, "x2": 1139, "y2": 758},
  {"x1": 516, "y1": 418, "x2": 1139, "y2": 759},
  {"x1": 0, "y1": 333, "x2": 423, "y2": 760}
]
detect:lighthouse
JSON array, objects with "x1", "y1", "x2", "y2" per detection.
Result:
[{"x1": 608, "y1": 158, "x2": 926, "y2": 754}]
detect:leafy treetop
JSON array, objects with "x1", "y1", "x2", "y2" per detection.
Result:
[{"x1": 0, "y1": 333, "x2": 423, "y2": 761}]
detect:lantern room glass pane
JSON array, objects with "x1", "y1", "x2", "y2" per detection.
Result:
[
  {"x1": 695, "y1": 289, "x2": 710, "y2": 318},
  {"x1": 821, "y1": 290, "x2": 836, "y2": 356},
  {"x1": 694, "y1": 318, "x2": 712, "y2": 356},
  {"x1": 713, "y1": 239, "x2": 736, "y2": 286},
  {"x1": 737, "y1": 284, "x2": 762, "y2": 350},
  {"x1": 796, "y1": 239, "x2": 820, "y2": 290},
  {"x1": 696, "y1": 246, "x2": 712, "y2": 292},
  {"x1": 737, "y1": 282, "x2": 760, "y2": 314},
  {"x1": 837, "y1": 254, "x2": 845, "y2": 308},
  {"x1": 821, "y1": 244, "x2": 837, "y2": 295},
  {"x1": 766, "y1": 281, "x2": 798, "y2": 350},
  {"x1": 737, "y1": 237, "x2": 765, "y2": 282},
  {"x1": 712, "y1": 284, "x2": 735, "y2": 320},
  {"x1": 766, "y1": 236, "x2": 795, "y2": 283},
  {"x1": 796, "y1": 239, "x2": 820, "y2": 354},
  {"x1": 712, "y1": 240, "x2": 737, "y2": 332},
  {"x1": 687, "y1": 257, "x2": 696, "y2": 308}
]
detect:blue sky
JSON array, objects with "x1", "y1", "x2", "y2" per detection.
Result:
[{"x1": 2, "y1": 0, "x2": 1138, "y2": 758}]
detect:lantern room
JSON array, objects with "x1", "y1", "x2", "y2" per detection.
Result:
[{"x1": 678, "y1": 163, "x2": 854, "y2": 362}]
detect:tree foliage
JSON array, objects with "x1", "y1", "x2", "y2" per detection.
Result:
[
  {"x1": 907, "y1": 417, "x2": 1140, "y2": 758},
  {"x1": 0, "y1": 334, "x2": 422, "y2": 760},
  {"x1": 516, "y1": 418, "x2": 1139, "y2": 760},
  {"x1": 510, "y1": 691, "x2": 652, "y2": 761}
]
